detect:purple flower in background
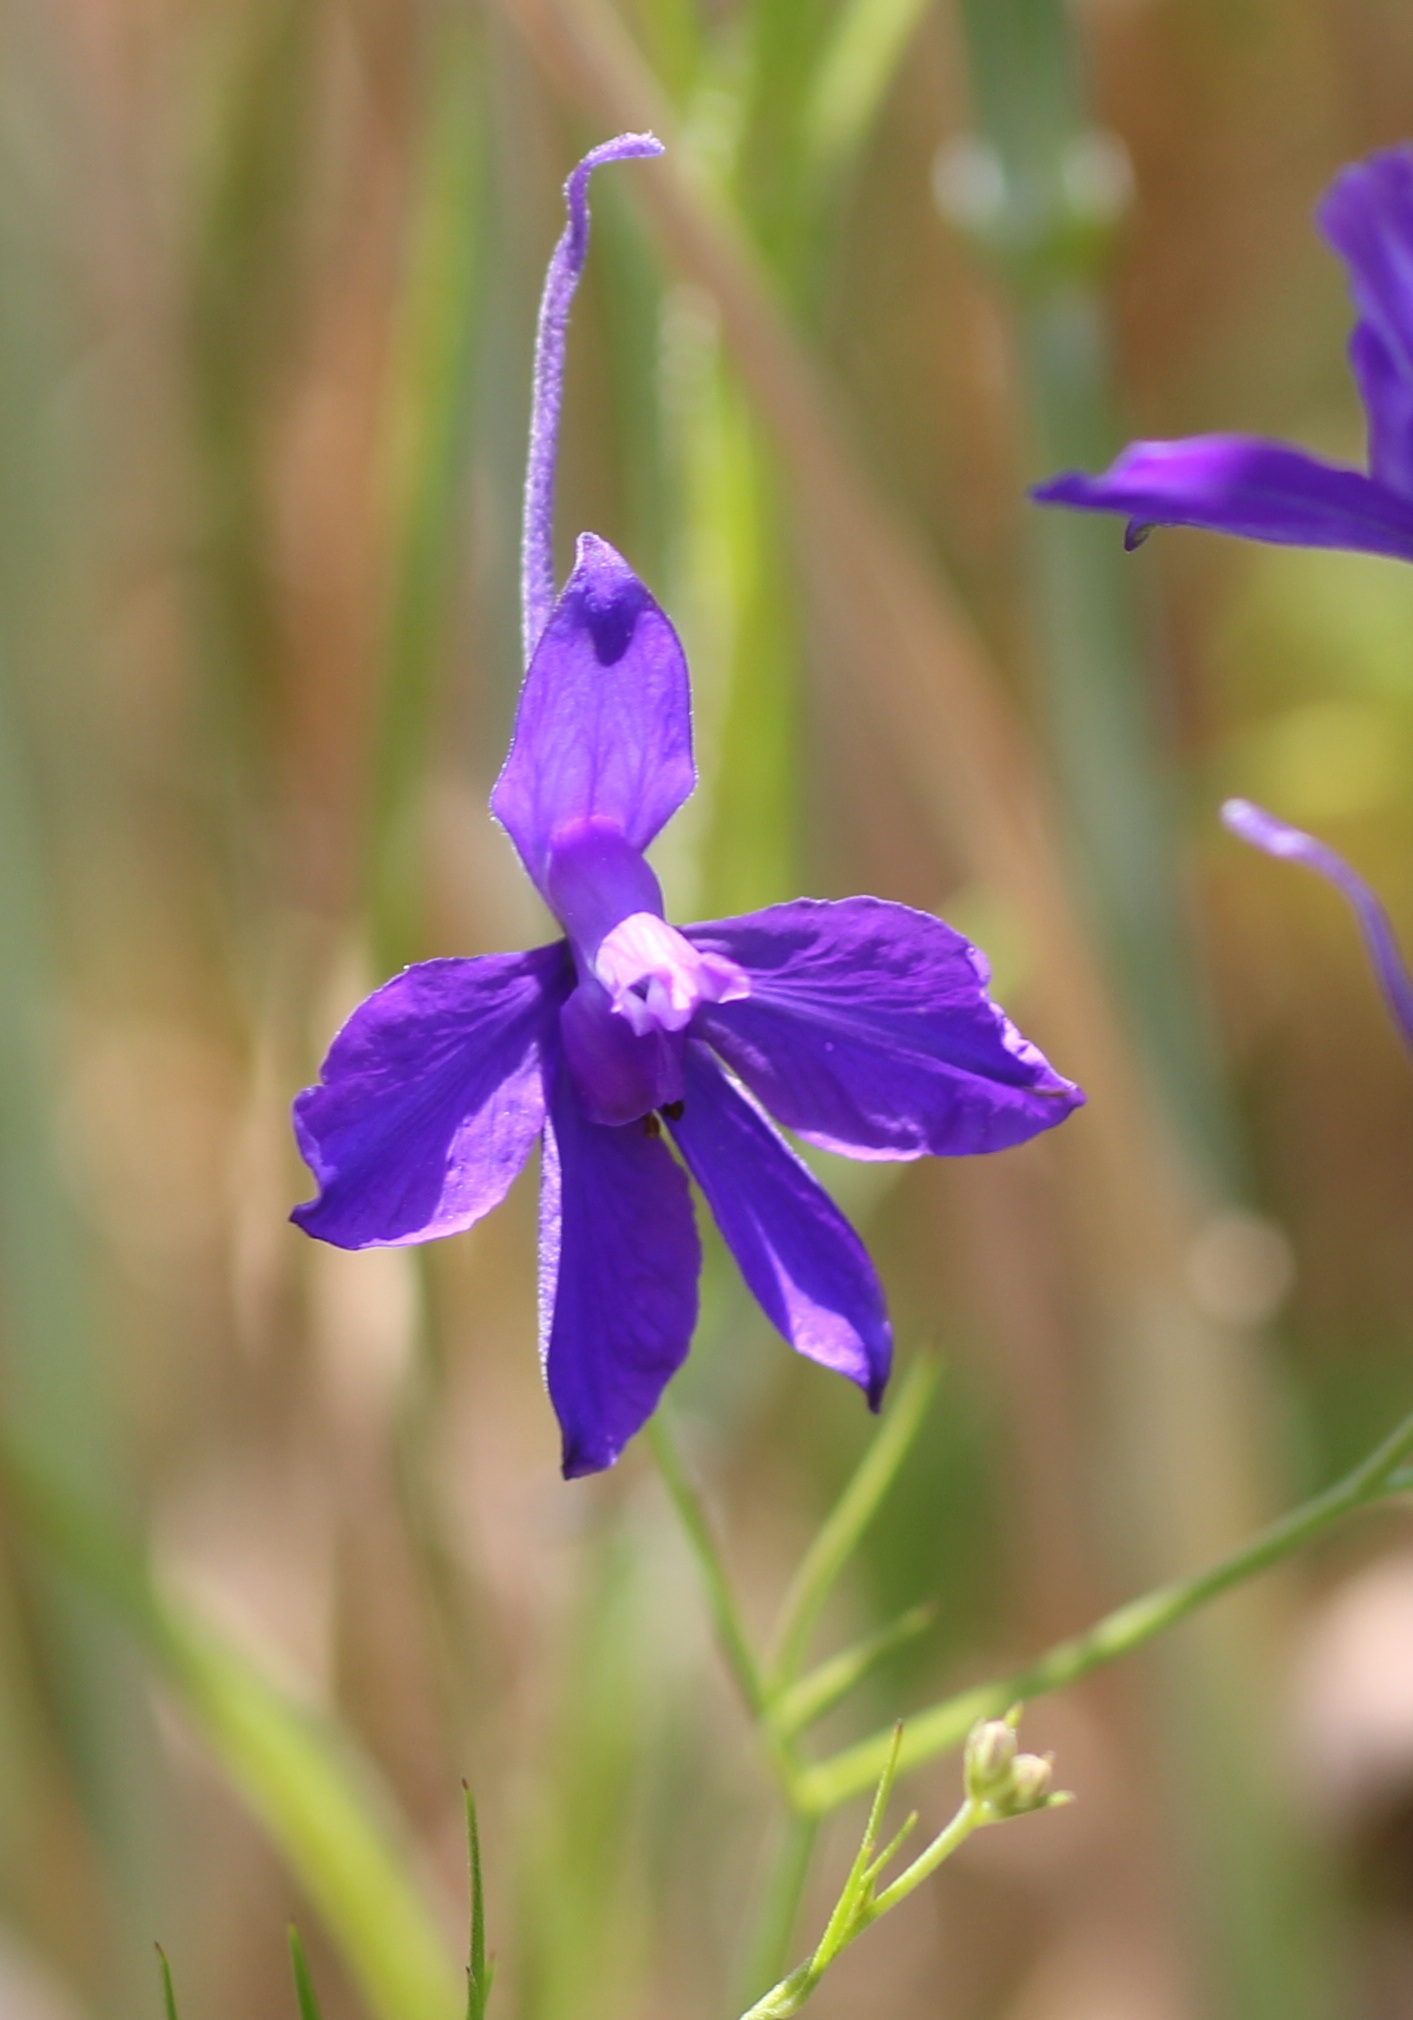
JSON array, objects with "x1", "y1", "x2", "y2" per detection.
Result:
[
  {"x1": 1222, "y1": 799, "x2": 1413, "y2": 1060},
  {"x1": 291, "y1": 135, "x2": 1084, "y2": 1478},
  {"x1": 1035, "y1": 146, "x2": 1413, "y2": 563}
]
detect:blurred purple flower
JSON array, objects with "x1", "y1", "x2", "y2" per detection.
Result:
[
  {"x1": 1035, "y1": 146, "x2": 1413, "y2": 563},
  {"x1": 291, "y1": 135, "x2": 1083, "y2": 1478},
  {"x1": 1223, "y1": 799, "x2": 1413, "y2": 1059}
]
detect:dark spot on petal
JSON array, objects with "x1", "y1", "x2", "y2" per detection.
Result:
[
  {"x1": 661, "y1": 1100, "x2": 684, "y2": 1120},
  {"x1": 582, "y1": 581, "x2": 644, "y2": 664},
  {"x1": 641, "y1": 1112, "x2": 662, "y2": 1136}
]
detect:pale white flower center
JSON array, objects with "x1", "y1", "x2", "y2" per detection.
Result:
[{"x1": 593, "y1": 913, "x2": 749, "y2": 1036}]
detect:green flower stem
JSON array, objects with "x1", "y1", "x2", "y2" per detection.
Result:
[
  {"x1": 767, "y1": 1358, "x2": 940, "y2": 1691},
  {"x1": 646, "y1": 1415, "x2": 767, "y2": 1720},
  {"x1": 737, "y1": 1728, "x2": 1004, "y2": 2020},
  {"x1": 795, "y1": 1403, "x2": 1413, "y2": 1814},
  {"x1": 734, "y1": 1812, "x2": 820, "y2": 2012}
]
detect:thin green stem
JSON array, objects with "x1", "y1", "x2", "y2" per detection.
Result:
[
  {"x1": 647, "y1": 1414, "x2": 766, "y2": 1718},
  {"x1": 735, "y1": 1736, "x2": 988, "y2": 2020},
  {"x1": 795, "y1": 1405, "x2": 1413, "y2": 1813},
  {"x1": 868, "y1": 1800, "x2": 980, "y2": 1917},
  {"x1": 734, "y1": 1814, "x2": 820, "y2": 2012},
  {"x1": 768, "y1": 1358, "x2": 939, "y2": 1689}
]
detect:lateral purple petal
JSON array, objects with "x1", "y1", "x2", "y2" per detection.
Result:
[
  {"x1": 667, "y1": 1048, "x2": 891, "y2": 1408},
  {"x1": 686, "y1": 897, "x2": 1082, "y2": 1159},
  {"x1": 539, "y1": 1061, "x2": 700, "y2": 1478},
  {"x1": 1318, "y1": 147, "x2": 1413, "y2": 485},
  {"x1": 491, "y1": 533, "x2": 695, "y2": 896},
  {"x1": 1221, "y1": 798, "x2": 1413, "y2": 1060},
  {"x1": 1348, "y1": 323, "x2": 1413, "y2": 497},
  {"x1": 1033, "y1": 436, "x2": 1413, "y2": 561},
  {"x1": 292, "y1": 945, "x2": 569, "y2": 1249}
]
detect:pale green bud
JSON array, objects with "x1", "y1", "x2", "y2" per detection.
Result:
[
  {"x1": 994, "y1": 1752, "x2": 1054, "y2": 1817},
  {"x1": 964, "y1": 1718, "x2": 1017, "y2": 1803}
]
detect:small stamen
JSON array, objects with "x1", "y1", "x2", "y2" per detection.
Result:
[{"x1": 661, "y1": 1100, "x2": 684, "y2": 1121}]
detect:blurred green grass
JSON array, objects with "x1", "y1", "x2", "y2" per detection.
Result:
[{"x1": 0, "y1": 3, "x2": 1407, "y2": 2018}]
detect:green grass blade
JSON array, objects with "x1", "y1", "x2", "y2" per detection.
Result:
[
  {"x1": 156, "y1": 1945, "x2": 180, "y2": 2020},
  {"x1": 4, "y1": 1445, "x2": 460, "y2": 2020},
  {"x1": 801, "y1": 0, "x2": 931, "y2": 182},
  {"x1": 464, "y1": 1785, "x2": 490, "y2": 2020},
  {"x1": 288, "y1": 1927, "x2": 324, "y2": 2020},
  {"x1": 768, "y1": 1604, "x2": 935, "y2": 1740},
  {"x1": 769, "y1": 1359, "x2": 940, "y2": 1689}
]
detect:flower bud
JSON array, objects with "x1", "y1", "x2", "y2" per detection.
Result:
[
  {"x1": 964, "y1": 1718, "x2": 1018, "y2": 1803},
  {"x1": 995, "y1": 1752, "x2": 1054, "y2": 1817}
]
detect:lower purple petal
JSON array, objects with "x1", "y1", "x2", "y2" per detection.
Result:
[
  {"x1": 540, "y1": 1060, "x2": 700, "y2": 1478},
  {"x1": 1033, "y1": 435, "x2": 1413, "y2": 561},
  {"x1": 686, "y1": 898, "x2": 1082, "y2": 1159},
  {"x1": 291, "y1": 945, "x2": 568, "y2": 1249},
  {"x1": 667, "y1": 1047, "x2": 891, "y2": 1408}
]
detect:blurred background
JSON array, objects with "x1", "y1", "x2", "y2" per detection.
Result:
[{"x1": 0, "y1": 0, "x2": 1411, "y2": 2016}]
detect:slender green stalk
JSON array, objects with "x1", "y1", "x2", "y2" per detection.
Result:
[
  {"x1": 157, "y1": 1946, "x2": 181, "y2": 2020},
  {"x1": 288, "y1": 1928, "x2": 324, "y2": 2020},
  {"x1": 796, "y1": 1403, "x2": 1413, "y2": 1813},
  {"x1": 768, "y1": 1605, "x2": 934, "y2": 1742},
  {"x1": 646, "y1": 1415, "x2": 766, "y2": 1717},
  {"x1": 735, "y1": 1725, "x2": 1033, "y2": 2020},
  {"x1": 768, "y1": 1359, "x2": 939, "y2": 1690},
  {"x1": 465, "y1": 1785, "x2": 493, "y2": 2020},
  {"x1": 734, "y1": 1813, "x2": 819, "y2": 2011}
]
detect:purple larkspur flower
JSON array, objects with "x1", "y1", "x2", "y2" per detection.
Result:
[
  {"x1": 1222, "y1": 799, "x2": 1413, "y2": 1059},
  {"x1": 291, "y1": 134, "x2": 1084, "y2": 1478},
  {"x1": 1034, "y1": 146, "x2": 1413, "y2": 562}
]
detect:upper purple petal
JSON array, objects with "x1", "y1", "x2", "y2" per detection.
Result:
[
  {"x1": 667, "y1": 1047, "x2": 891, "y2": 1408},
  {"x1": 685, "y1": 897, "x2": 1082, "y2": 1160},
  {"x1": 1033, "y1": 436, "x2": 1413, "y2": 562},
  {"x1": 491, "y1": 533, "x2": 695, "y2": 898},
  {"x1": 292, "y1": 945, "x2": 569, "y2": 1249},
  {"x1": 1221, "y1": 798, "x2": 1413, "y2": 1060},
  {"x1": 539, "y1": 1058, "x2": 700, "y2": 1478},
  {"x1": 1318, "y1": 146, "x2": 1413, "y2": 493}
]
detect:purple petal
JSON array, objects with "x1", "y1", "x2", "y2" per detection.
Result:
[
  {"x1": 292, "y1": 946, "x2": 569, "y2": 1249},
  {"x1": 540, "y1": 1060, "x2": 700, "y2": 1478},
  {"x1": 1318, "y1": 146, "x2": 1413, "y2": 492},
  {"x1": 685, "y1": 897, "x2": 1083, "y2": 1159},
  {"x1": 491, "y1": 534, "x2": 696, "y2": 897},
  {"x1": 1221, "y1": 798, "x2": 1413, "y2": 1059},
  {"x1": 522, "y1": 134, "x2": 664, "y2": 665},
  {"x1": 1348, "y1": 322, "x2": 1413, "y2": 498},
  {"x1": 1033, "y1": 436, "x2": 1413, "y2": 562},
  {"x1": 667, "y1": 1047, "x2": 891, "y2": 1408}
]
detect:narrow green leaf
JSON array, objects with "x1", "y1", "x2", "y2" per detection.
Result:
[
  {"x1": 464, "y1": 1784, "x2": 490, "y2": 2020},
  {"x1": 156, "y1": 1945, "x2": 180, "y2": 2020},
  {"x1": 647, "y1": 1415, "x2": 764, "y2": 1714},
  {"x1": 801, "y1": 0, "x2": 931, "y2": 181},
  {"x1": 768, "y1": 1604, "x2": 935, "y2": 1740},
  {"x1": 4, "y1": 1442, "x2": 461, "y2": 2020},
  {"x1": 288, "y1": 1927, "x2": 323, "y2": 2020},
  {"x1": 769, "y1": 1358, "x2": 941, "y2": 1689},
  {"x1": 809, "y1": 1724, "x2": 904, "y2": 1973}
]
